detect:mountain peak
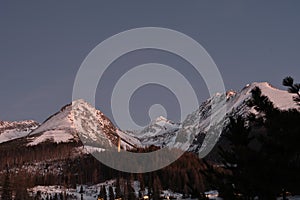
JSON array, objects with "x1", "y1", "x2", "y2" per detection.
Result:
[
  {"x1": 27, "y1": 99, "x2": 118, "y2": 147},
  {"x1": 156, "y1": 116, "x2": 167, "y2": 121},
  {"x1": 241, "y1": 81, "x2": 298, "y2": 110},
  {"x1": 150, "y1": 116, "x2": 179, "y2": 127},
  {"x1": 153, "y1": 116, "x2": 168, "y2": 123}
]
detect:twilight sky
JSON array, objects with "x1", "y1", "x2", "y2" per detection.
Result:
[{"x1": 1, "y1": 1, "x2": 300, "y2": 127}]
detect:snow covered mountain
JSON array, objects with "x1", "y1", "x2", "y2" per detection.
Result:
[
  {"x1": 0, "y1": 81, "x2": 299, "y2": 191},
  {"x1": 129, "y1": 116, "x2": 181, "y2": 148},
  {"x1": 0, "y1": 82, "x2": 298, "y2": 154},
  {"x1": 27, "y1": 99, "x2": 119, "y2": 150},
  {"x1": 129, "y1": 82, "x2": 299, "y2": 153},
  {"x1": 25, "y1": 99, "x2": 141, "y2": 153},
  {"x1": 0, "y1": 120, "x2": 39, "y2": 144},
  {"x1": 180, "y1": 82, "x2": 299, "y2": 153}
]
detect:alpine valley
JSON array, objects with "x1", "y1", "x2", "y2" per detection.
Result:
[{"x1": 0, "y1": 82, "x2": 299, "y2": 200}]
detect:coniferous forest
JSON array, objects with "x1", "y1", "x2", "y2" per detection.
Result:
[{"x1": 203, "y1": 77, "x2": 300, "y2": 199}]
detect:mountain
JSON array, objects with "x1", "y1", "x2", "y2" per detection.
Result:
[
  {"x1": 184, "y1": 82, "x2": 299, "y2": 153},
  {"x1": 0, "y1": 100, "x2": 130, "y2": 190},
  {"x1": 131, "y1": 82, "x2": 299, "y2": 153},
  {"x1": 128, "y1": 116, "x2": 180, "y2": 148},
  {"x1": 27, "y1": 99, "x2": 129, "y2": 152},
  {"x1": 0, "y1": 120, "x2": 39, "y2": 144},
  {"x1": 24, "y1": 99, "x2": 143, "y2": 154},
  {"x1": 0, "y1": 82, "x2": 298, "y2": 152},
  {"x1": 0, "y1": 81, "x2": 299, "y2": 199}
]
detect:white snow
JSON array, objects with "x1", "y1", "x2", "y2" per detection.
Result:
[
  {"x1": 1, "y1": 82, "x2": 298, "y2": 153},
  {"x1": 100, "y1": 82, "x2": 299, "y2": 151},
  {"x1": 131, "y1": 116, "x2": 180, "y2": 148},
  {"x1": 0, "y1": 120, "x2": 38, "y2": 143},
  {"x1": 28, "y1": 180, "x2": 116, "y2": 200},
  {"x1": 204, "y1": 190, "x2": 221, "y2": 199},
  {"x1": 117, "y1": 129, "x2": 142, "y2": 148},
  {"x1": 174, "y1": 82, "x2": 300, "y2": 153},
  {"x1": 27, "y1": 130, "x2": 74, "y2": 146},
  {"x1": 0, "y1": 129, "x2": 32, "y2": 143},
  {"x1": 252, "y1": 82, "x2": 299, "y2": 110},
  {"x1": 78, "y1": 145, "x2": 106, "y2": 154},
  {"x1": 27, "y1": 99, "x2": 117, "y2": 148},
  {"x1": 28, "y1": 180, "x2": 199, "y2": 200},
  {"x1": 29, "y1": 104, "x2": 74, "y2": 136}
]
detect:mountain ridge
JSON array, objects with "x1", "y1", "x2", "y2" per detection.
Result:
[
  {"x1": 0, "y1": 82, "x2": 298, "y2": 150},
  {"x1": 0, "y1": 119, "x2": 39, "y2": 144}
]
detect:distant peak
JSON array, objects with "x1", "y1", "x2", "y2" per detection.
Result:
[
  {"x1": 0, "y1": 120, "x2": 39, "y2": 127},
  {"x1": 154, "y1": 116, "x2": 168, "y2": 122},
  {"x1": 150, "y1": 116, "x2": 179, "y2": 126}
]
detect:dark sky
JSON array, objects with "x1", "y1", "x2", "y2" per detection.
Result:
[{"x1": 1, "y1": 1, "x2": 300, "y2": 127}]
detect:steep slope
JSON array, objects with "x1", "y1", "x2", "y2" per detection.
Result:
[
  {"x1": 182, "y1": 82, "x2": 299, "y2": 153},
  {"x1": 131, "y1": 82, "x2": 299, "y2": 152},
  {"x1": 27, "y1": 99, "x2": 118, "y2": 150},
  {"x1": 0, "y1": 120, "x2": 39, "y2": 143},
  {"x1": 26, "y1": 99, "x2": 140, "y2": 152},
  {"x1": 129, "y1": 116, "x2": 181, "y2": 148},
  {"x1": 1, "y1": 82, "x2": 297, "y2": 153}
]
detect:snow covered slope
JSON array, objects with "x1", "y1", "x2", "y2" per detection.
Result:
[
  {"x1": 0, "y1": 120, "x2": 39, "y2": 143},
  {"x1": 27, "y1": 99, "x2": 118, "y2": 149},
  {"x1": 125, "y1": 82, "x2": 299, "y2": 152},
  {"x1": 116, "y1": 129, "x2": 142, "y2": 150},
  {"x1": 250, "y1": 82, "x2": 298, "y2": 110},
  {"x1": 180, "y1": 82, "x2": 300, "y2": 153},
  {"x1": 1, "y1": 82, "x2": 298, "y2": 153},
  {"x1": 130, "y1": 116, "x2": 181, "y2": 148}
]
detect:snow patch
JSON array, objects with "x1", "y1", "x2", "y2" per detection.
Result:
[{"x1": 27, "y1": 130, "x2": 74, "y2": 146}]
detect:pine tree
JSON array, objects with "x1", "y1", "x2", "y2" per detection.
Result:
[
  {"x1": 115, "y1": 178, "x2": 122, "y2": 199},
  {"x1": 216, "y1": 116, "x2": 258, "y2": 199},
  {"x1": 127, "y1": 178, "x2": 136, "y2": 200},
  {"x1": 1, "y1": 170, "x2": 12, "y2": 200},
  {"x1": 109, "y1": 186, "x2": 114, "y2": 200},
  {"x1": 205, "y1": 86, "x2": 300, "y2": 199},
  {"x1": 79, "y1": 186, "x2": 84, "y2": 200},
  {"x1": 35, "y1": 191, "x2": 42, "y2": 200},
  {"x1": 152, "y1": 176, "x2": 162, "y2": 200},
  {"x1": 248, "y1": 87, "x2": 300, "y2": 197},
  {"x1": 283, "y1": 76, "x2": 300, "y2": 105},
  {"x1": 53, "y1": 193, "x2": 58, "y2": 200},
  {"x1": 15, "y1": 187, "x2": 32, "y2": 200},
  {"x1": 59, "y1": 193, "x2": 63, "y2": 200},
  {"x1": 99, "y1": 185, "x2": 107, "y2": 200}
]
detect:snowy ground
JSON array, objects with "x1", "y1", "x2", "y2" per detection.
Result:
[
  {"x1": 28, "y1": 180, "x2": 115, "y2": 200},
  {"x1": 28, "y1": 180, "x2": 202, "y2": 200},
  {"x1": 26, "y1": 182, "x2": 300, "y2": 200}
]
